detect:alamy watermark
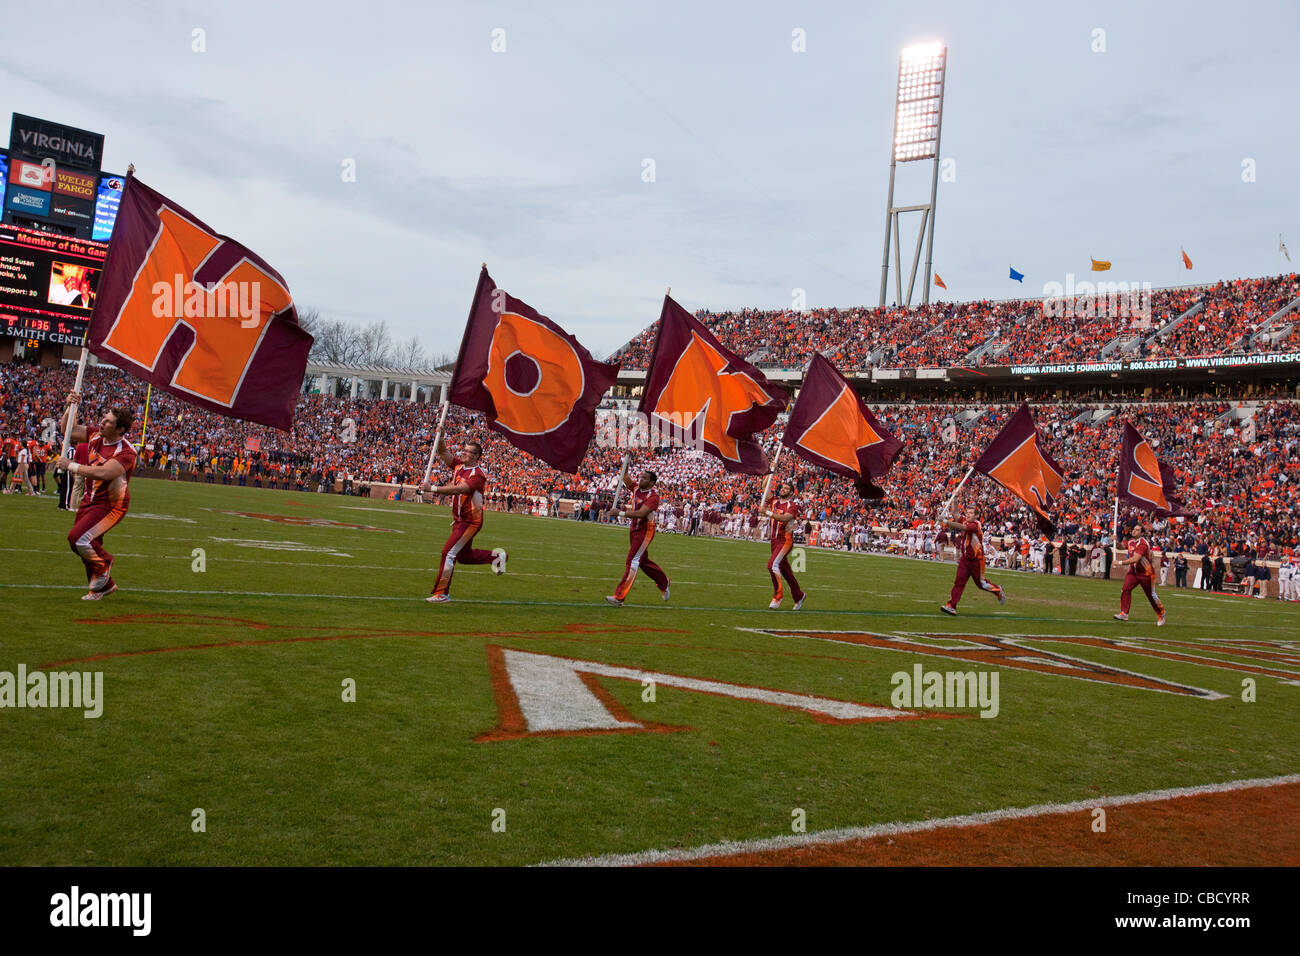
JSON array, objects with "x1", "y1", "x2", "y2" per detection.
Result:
[
  {"x1": 50, "y1": 886, "x2": 150, "y2": 936},
  {"x1": 1, "y1": 664, "x2": 103, "y2": 718},
  {"x1": 1040, "y1": 273, "x2": 1153, "y2": 327},
  {"x1": 890, "y1": 665, "x2": 999, "y2": 718},
  {"x1": 152, "y1": 274, "x2": 262, "y2": 328},
  {"x1": 595, "y1": 409, "x2": 706, "y2": 452}
]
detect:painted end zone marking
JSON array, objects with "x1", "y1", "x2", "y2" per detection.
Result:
[
  {"x1": 747, "y1": 628, "x2": 1243, "y2": 698},
  {"x1": 537, "y1": 773, "x2": 1300, "y2": 867},
  {"x1": 477, "y1": 645, "x2": 947, "y2": 742}
]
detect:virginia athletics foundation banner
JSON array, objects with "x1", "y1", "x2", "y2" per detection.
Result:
[{"x1": 937, "y1": 350, "x2": 1300, "y2": 382}]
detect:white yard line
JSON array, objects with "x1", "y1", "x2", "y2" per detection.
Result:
[
  {"x1": 537, "y1": 773, "x2": 1300, "y2": 867},
  {"x1": 1, "y1": 582, "x2": 1297, "y2": 632}
]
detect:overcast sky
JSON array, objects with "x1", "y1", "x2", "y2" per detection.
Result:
[{"x1": 2, "y1": 0, "x2": 1296, "y2": 357}]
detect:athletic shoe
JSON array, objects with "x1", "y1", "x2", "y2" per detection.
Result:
[
  {"x1": 793, "y1": 595, "x2": 806, "y2": 611},
  {"x1": 996, "y1": 585, "x2": 1006, "y2": 605},
  {"x1": 492, "y1": 548, "x2": 508, "y2": 575},
  {"x1": 426, "y1": 593, "x2": 450, "y2": 604},
  {"x1": 81, "y1": 582, "x2": 117, "y2": 601},
  {"x1": 1113, "y1": 612, "x2": 1129, "y2": 622},
  {"x1": 661, "y1": 584, "x2": 670, "y2": 601},
  {"x1": 940, "y1": 603, "x2": 957, "y2": 616},
  {"x1": 768, "y1": 598, "x2": 782, "y2": 610},
  {"x1": 604, "y1": 595, "x2": 624, "y2": 607},
  {"x1": 1156, "y1": 610, "x2": 1166, "y2": 627}
]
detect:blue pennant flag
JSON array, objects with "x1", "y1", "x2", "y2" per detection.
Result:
[{"x1": 1009, "y1": 266, "x2": 1024, "y2": 283}]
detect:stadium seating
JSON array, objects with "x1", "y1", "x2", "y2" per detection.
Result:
[
  {"x1": 3, "y1": 362, "x2": 1296, "y2": 561},
  {"x1": 612, "y1": 274, "x2": 1299, "y2": 371}
]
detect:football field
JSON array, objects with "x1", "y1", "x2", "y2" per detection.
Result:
[{"x1": 2, "y1": 480, "x2": 1298, "y2": 866}]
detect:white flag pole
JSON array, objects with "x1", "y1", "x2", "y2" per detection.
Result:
[
  {"x1": 1111, "y1": 495, "x2": 1120, "y2": 558},
  {"x1": 422, "y1": 260, "x2": 486, "y2": 487},
  {"x1": 611, "y1": 452, "x2": 632, "y2": 512},
  {"x1": 59, "y1": 347, "x2": 90, "y2": 458},
  {"x1": 760, "y1": 443, "x2": 785, "y2": 507},
  {"x1": 61, "y1": 161, "x2": 134, "y2": 461},
  {"x1": 422, "y1": 398, "x2": 451, "y2": 485},
  {"x1": 940, "y1": 466, "x2": 974, "y2": 519}
]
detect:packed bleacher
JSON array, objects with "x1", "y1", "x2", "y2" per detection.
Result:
[
  {"x1": 3, "y1": 361, "x2": 1298, "y2": 566},
  {"x1": 612, "y1": 274, "x2": 1299, "y2": 371}
]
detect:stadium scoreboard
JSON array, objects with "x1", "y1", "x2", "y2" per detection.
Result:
[
  {"x1": 2, "y1": 113, "x2": 122, "y2": 243},
  {"x1": 0, "y1": 224, "x2": 105, "y2": 347}
]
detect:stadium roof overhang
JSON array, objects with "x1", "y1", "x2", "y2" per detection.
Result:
[
  {"x1": 304, "y1": 362, "x2": 451, "y2": 386},
  {"x1": 614, "y1": 351, "x2": 1300, "y2": 393}
]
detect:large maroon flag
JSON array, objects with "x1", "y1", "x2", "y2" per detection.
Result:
[
  {"x1": 1118, "y1": 422, "x2": 1194, "y2": 517},
  {"x1": 86, "y1": 174, "x2": 312, "y2": 431},
  {"x1": 449, "y1": 266, "x2": 619, "y2": 473},
  {"x1": 973, "y1": 403, "x2": 1065, "y2": 532},
  {"x1": 637, "y1": 295, "x2": 787, "y2": 474},
  {"x1": 782, "y1": 354, "x2": 903, "y2": 499}
]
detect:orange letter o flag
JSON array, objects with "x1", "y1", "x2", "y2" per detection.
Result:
[{"x1": 483, "y1": 312, "x2": 585, "y2": 435}]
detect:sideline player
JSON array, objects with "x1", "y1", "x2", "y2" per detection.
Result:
[
  {"x1": 53, "y1": 391, "x2": 137, "y2": 600},
  {"x1": 759, "y1": 480, "x2": 805, "y2": 610},
  {"x1": 606, "y1": 467, "x2": 670, "y2": 606},
  {"x1": 1113, "y1": 521, "x2": 1166, "y2": 626},
  {"x1": 939, "y1": 508, "x2": 1005, "y2": 615},
  {"x1": 422, "y1": 438, "x2": 505, "y2": 604}
]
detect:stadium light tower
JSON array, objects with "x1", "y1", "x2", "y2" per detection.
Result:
[{"x1": 878, "y1": 41, "x2": 948, "y2": 308}]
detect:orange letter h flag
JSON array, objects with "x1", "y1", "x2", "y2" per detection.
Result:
[{"x1": 87, "y1": 173, "x2": 313, "y2": 430}]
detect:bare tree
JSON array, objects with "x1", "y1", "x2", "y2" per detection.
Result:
[
  {"x1": 358, "y1": 320, "x2": 395, "y2": 366},
  {"x1": 397, "y1": 335, "x2": 427, "y2": 370},
  {"x1": 309, "y1": 318, "x2": 366, "y2": 365},
  {"x1": 297, "y1": 306, "x2": 321, "y2": 336}
]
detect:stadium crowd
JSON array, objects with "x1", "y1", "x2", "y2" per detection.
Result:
[
  {"x1": 612, "y1": 273, "x2": 1298, "y2": 371},
  {"x1": 3, "y1": 361, "x2": 1298, "y2": 581}
]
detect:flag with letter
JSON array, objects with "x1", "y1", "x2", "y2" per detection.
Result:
[
  {"x1": 1009, "y1": 266, "x2": 1024, "y2": 283},
  {"x1": 638, "y1": 294, "x2": 786, "y2": 474},
  {"x1": 934, "y1": 273, "x2": 947, "y2": 290},
  {"x1": 1282, "y1": 235, "x2": 1292, "y2": 263},
  {"x1": 1117, "y1": 422, "x2": 1193, "y2": 517},
  {"x1": 782, "y1": 354, "x2": 903, "y2": 498},
  {"x1": 1090, "y1": 256, "x2": 1111, "y2": 271},
  {"x1": 86, "y1": 174, "x2": 313, "y2": 430},
  {"x1": 972, "y1": 403, "x2": 1064, "y2": 533},
  {"x1": 448, "y1": 266, "x2": 619, "y2": 474}
]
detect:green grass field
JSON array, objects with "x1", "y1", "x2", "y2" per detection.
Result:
[{"x1": 1, "y1": 479, "x2": 1297, "y2": 865}]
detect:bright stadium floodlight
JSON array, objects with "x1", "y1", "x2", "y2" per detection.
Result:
[{"x1": 879, "y1": 41, "x2": 948, "y2": 308}]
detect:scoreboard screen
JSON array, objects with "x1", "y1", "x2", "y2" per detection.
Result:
[
  {"x1": 92, "y1": 173, "x2": 124, "y2": 242},
  {"x1": 0, "y1": 223, "x2": 105, "y2": 346}
]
